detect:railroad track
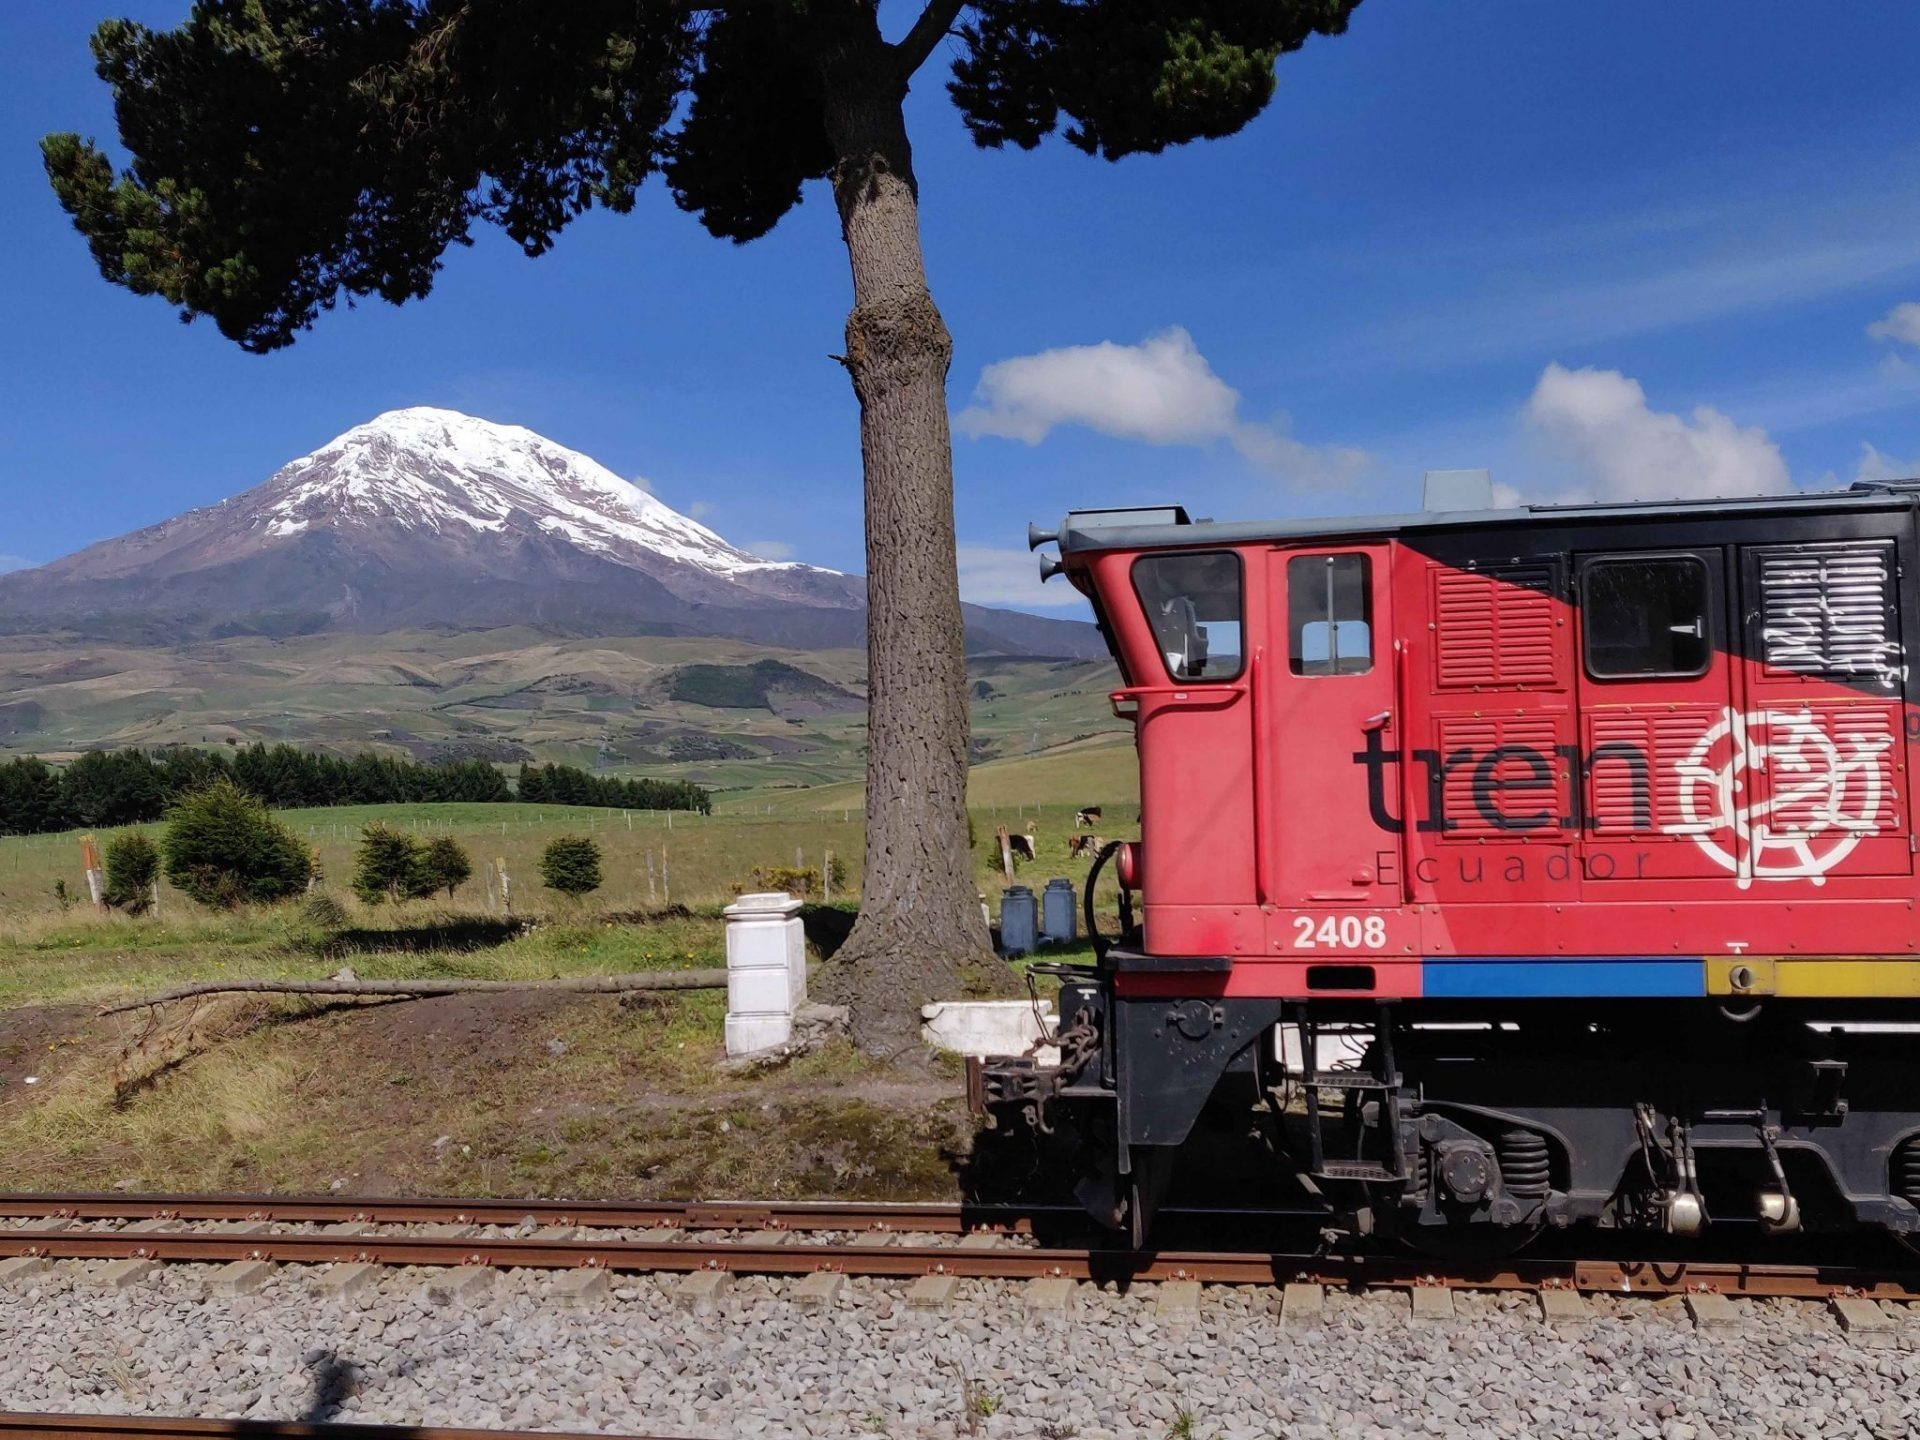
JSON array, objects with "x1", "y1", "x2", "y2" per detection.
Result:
[
  {"x1": 0, "y1": 1417, "x2": 675, "y2": 1440},
  {"x1": 0, "y1": 1192, "x2": 1915, "y2": 1304}
]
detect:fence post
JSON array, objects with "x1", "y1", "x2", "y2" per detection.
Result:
[{"x1": 723, "y1": 891, "x2": 806, "y2": 1056}]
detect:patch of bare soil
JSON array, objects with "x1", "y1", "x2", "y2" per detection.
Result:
[
  {"x1": 0, "y1": 987, "x2": 974, "y2": 1201},
  {"x1": 0, "y1": 1004, "x2": 103, "y2": 1113}
]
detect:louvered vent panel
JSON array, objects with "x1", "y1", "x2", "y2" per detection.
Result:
[
  {"x1": 1758, "y1": 545, "x2": 1898, "y2": 680},
  {"x1": 1438, "y1": 715, "x2": 1564, "y2": 838},
  {"x1": 1586, "y1": 706, "x2": 1726, "y2": 835},
  {"x1": 1434, "y1": 565, "x2": 1560, "y2": 690},
  {"x1": 1756, "y1": 703, "x2": 1903, "y2": 838}
]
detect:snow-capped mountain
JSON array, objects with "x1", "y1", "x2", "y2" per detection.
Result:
[
  {"x1": 258, "y1": 408, "x2": 802, "y2": 578},
  {"x1": 0, "y1": 408, "x2": 1100, "y2": 657}
]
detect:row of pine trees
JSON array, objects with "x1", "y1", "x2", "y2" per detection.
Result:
[{"x1": 0, "y1": 743, "x2": 710, "y2": 837}]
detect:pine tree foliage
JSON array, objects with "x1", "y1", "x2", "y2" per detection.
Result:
[
  {"x1": 351, "y1": 821, "x2": 425, "y2": 904},
  {"x1": 102, "y1": 832, "x2": 161, "y2": 914},
  {"x1": 416, "y1": 834, "x2": 473, "y2": 900},
  {"x1": 44, "y1": 1, "x2": 1362, "y2": 343},
  {"x1": 162, "y1": 781, "x2": 313, "y2": 909},
  {"x1": 539, "y1": 836, "x2": 604, "y2": 898}
]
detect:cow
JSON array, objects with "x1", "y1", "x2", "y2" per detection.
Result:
[
  {"x1": 1007, "y1": 833, "x2": 1036, "y2": 863},
  {"x1": 1068, "y1": 833, "x2": 1106, "y2": 859},
  {"x1": 1075, "y1": 806, "x2": 1103, "y2": 828}
]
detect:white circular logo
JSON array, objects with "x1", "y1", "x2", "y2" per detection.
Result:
[{"x1": 1668, "y1": 706, "x2": 1894, "y2": 887}]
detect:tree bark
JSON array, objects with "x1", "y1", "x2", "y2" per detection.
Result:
[{"x1": 814, "y1": 14, "x2": 1013, "y2": 1056}]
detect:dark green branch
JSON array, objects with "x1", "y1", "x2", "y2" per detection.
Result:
[{"x1": 894, "y1": 0, "x2": 968, "y2": 78}]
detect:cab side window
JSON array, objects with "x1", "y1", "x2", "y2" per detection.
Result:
[
  {"x1": 1288, "y1": 553, "x2": 1373, "y2": 675},
  {"x1": 1582, "y1": 555, "x2": 1710, "y2": 678},
  {"x1": 1131, "y1": 552, "x2": 1244, "y2": 682}
]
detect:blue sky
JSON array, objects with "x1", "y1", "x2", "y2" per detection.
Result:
[{"x1": 2, "y1": 1, "x2": 1917, "y2": 610}]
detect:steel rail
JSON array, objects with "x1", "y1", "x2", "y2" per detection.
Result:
[
  {"x1": 0, "y1": 1416, "x2": 675, "y2": 1440},
  {"x1": 0, "y1": 1193, "x2": 1005, "y2": 1233},
  {"x1": 0, "y1": 1225, "x2": 1915, "y2": 1301}
]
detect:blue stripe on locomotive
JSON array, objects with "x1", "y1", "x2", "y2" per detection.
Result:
[{"x1": 1421, "y1": 959, "x2": 1702, "y2": 998}]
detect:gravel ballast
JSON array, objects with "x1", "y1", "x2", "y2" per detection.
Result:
[{"x1": 0, "y1": 1262, "x2": 1915, "y2": 1438}]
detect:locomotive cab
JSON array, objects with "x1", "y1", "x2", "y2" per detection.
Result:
[{"x1": 987, "y1": 486, "x2": 1920, "y2": 1254}]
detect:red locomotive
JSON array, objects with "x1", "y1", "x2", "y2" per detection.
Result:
[{"x1": 986, "y1": 481, "x2": 1920, "y2": 1253}]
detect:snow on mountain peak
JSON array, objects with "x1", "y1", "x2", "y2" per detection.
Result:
[{"x1": 261, "y1": 406, "x2": 811, "y2": 577}]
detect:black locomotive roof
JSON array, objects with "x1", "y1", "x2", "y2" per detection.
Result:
[{"x1": 1045, "y1": 479, "x2": 1920, "y2": 556}]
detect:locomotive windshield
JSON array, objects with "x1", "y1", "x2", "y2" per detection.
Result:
[{"x1": 1132, "y1": 551, "x2": 1243, "y2": 681}]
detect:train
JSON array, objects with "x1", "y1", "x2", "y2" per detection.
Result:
[{"x1": 979, "y1": 478, "x2": 1920, "y2": 1256}]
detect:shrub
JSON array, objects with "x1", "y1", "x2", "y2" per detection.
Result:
[
  {"x1": 352, "y1": 822, "x2": 429, "y2": 905},
  {"x1": 301, "y1": 889, "x2": 348, "y2": 928},
  {"x1": 102, "y1": 832, "x2": 160, "y2": 914},
  {"x1": 162, "y1": 780, "x2": 311, "y2": 909},
  {"x1": 749, "y1": 864, "x2": 820, "y2": 897},
  {"x1": 415, "y1": 835, "x2": 472, "y2": 900},
  {"x1": 539, "y1": 836, "x2": 602, "y2": 898}
]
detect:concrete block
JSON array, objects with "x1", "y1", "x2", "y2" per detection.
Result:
[
  {"x1": 1831, "y1": 1295, "x2": 1895, "y2": 1344},
  {"x1": 905, "y1": 1274, "x2": 961, "y2": 1310},
  {"x1": 126, "y1": 1217, "x2": 180, "y2": 1233},
  {"x1": 95, "y1": 1258, "x2": 156, "y2": 1291},
  {"x1": 1538, "y1": 1288, "x2": 1589, "y2": 1324},
  {"x1": 321, "y1": 1221, "x2": 367, "y2": 1237},
  {"x1": 532, "y1": 1225, "x2": 584, "y2": 1242},
  {"x1": 850, "y1": 1232, "x2": 895, "y2": 1248},
  {"x1": 957, "y1": 1232, "x2": 1003, "y2": 1250},
  {"x1": 635, "y1": 1227, "x2": 684, "y2": 1243},
  {"x1": 746, "y1": 1229, "x2": 792, "y2": 1247},
  {"x1": 792, "y1": 1272, "x2": 844, "y2": 1309},
  {"x1": 214, "y1": 1221, "x2": 271, "y2": 1235},
  {"x1": 422, "y1": 1223, "x2": 477, "y2": 1239},
  {"x1": 551, "y1": 1268, "x2": 611, "y2": 1307},
  {"x1": 673, "y1": 1270, "x2": 733, "y2": 1315},
  {"x1": 314, "y1": 1262, "x2": 378, "y2": 1298},
  {"x1": 1154, "y1": 1280, "x2": 1203, "y2": 1317},
  {"x1": 422, "y1": 1267, "x2": 495, "y2": 1306},
  {"x1": 1281, "y1": 1282, "x2": 1324, "y2": 1325},
  {"x1": 1409, "y1": 1286, "x2": 1456, "y2": 1325},
  {"x1": 16, "y1": 1217, "x2": 72, "y2": 1233},
  {"x1": 1024, "y1": 1276, "x2": 1077, "y2": 1313},
  {"x1": 0, "y1": 1257, "x2": 49, "y2": 1287},
  {"x1": 208, "y1": 1260, "x2": 275, "y2": 1296},
  {"x1": 1684, "y1": 1292, "x2": 1741, "y2": 1328},
  {"x1": 921, "y1": 999, "x2": 1056, "y2": 1059}
]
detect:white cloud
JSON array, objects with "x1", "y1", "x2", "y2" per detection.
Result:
[
  {"x1": 0, "y1": 555, "x2": 35, "y2": 575},
  {"x1": 956, "y1": 327, "x2": 1368, "y2": 487},
  {"x1": 1853, "y1": 443, "x2": 1920, "y2": 484},
  {"x1": 628, "y1": 472, "x2": 653, "y2": 493},
  {"x1": 685, "y1": 500, "x2": 714, "y2": 520},
  {"x1": 742, "y1": 539, "x2": 795, "y2": 561},
  {"x1": 1521, "y1": 363, "x2": 1793, "y2": 503},
  {"x1": 956, "y1": 544, "x2": 1088, "y2": 611},
  {"x1": 1869, "y1": 302, "x2": 1920, "y2": 348}
]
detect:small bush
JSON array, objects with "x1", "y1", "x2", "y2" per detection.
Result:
[
  {"x1": 749, "y1": 864, "x2": 821, "y2": 897},
  {"x1": 301, "y1": 890, "x2": 348, "y2": 928},
  {"x1": 102, "y1": 832, "x2": 160, "y2": 914},
  {"x1": 415, "y1": 835, "x2": 472, "y2": 900},
  {"x1": 162, "y1": 781, "x2": 311, "y2": 909},
  {"x1": 352, "y1": 822, "x2": 434, "y2": 905},
  {"x1": 539, "y1": 836, "x2": 603, "y2": 898}
]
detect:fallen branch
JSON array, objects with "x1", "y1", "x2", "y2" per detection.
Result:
[{"x1": 97, "y1": 970, "x2": 728, "y2": 1017}]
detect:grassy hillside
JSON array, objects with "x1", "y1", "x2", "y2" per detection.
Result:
[{"x1": 0, "y1": 628, "x2": 1124, "y2": 799}]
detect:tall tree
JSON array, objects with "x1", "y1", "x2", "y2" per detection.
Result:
[{"x1": 45, "y1": 0, "x2": 1362, "y2": 1051}]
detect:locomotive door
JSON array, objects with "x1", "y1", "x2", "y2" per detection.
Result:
[
  {"x1": 1264, "y1": 546, "x2": 1400, "y2": 909},
  {"x1": 1574, "y1": 548, "x2": 1740, "y2": 882},
  {"x1": 1730, "y1": 539, "x2": 1911, "y2": 882}
]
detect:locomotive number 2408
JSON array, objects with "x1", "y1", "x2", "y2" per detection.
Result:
[{"x1": 1291, "y1": 914, "x2": 1388, "y2": 949}]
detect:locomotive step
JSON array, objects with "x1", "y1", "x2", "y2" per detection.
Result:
[
  {"x1": 1313, "y1": 1160, "x2": 1402, "y2": 1182},
  {"x1": 1301, "y1": 1073, "x2": 1396, "y2": 1091}
]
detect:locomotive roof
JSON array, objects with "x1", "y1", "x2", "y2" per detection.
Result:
[{"x1": 1047, "y1": 479, "x2": 1920, "y2": 555}]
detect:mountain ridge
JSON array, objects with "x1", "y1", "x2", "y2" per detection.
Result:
[{"x1": 0, "y1": 408, "x2": 1100, "y2": 658}]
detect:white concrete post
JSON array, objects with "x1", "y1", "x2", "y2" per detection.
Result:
[{"x1": 723, "y1": 891, "x2": 807, "y2": 1056}]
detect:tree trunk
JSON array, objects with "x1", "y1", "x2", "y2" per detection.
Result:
[{"x1": 815, "y1": 20, "x2": 1013, "y2": 1056}]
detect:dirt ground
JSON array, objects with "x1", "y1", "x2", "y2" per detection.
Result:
[{"x1": 0, "y1": 987, "x2": 980, "y2": 1201}]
